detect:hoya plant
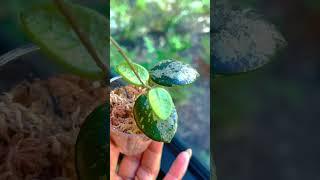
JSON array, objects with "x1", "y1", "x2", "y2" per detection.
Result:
[
  {"x1": 110, "y1": 37, "x2": 199, "y2": 143},
  {"x1": 18, "y1": 0, "x2": 199, "y2": 179}
]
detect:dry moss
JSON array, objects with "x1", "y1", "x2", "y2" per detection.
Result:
[
  {"x1": 110, "y1": 85, "x2": 146, "y2": 134},
  {"x1": 0, "y1": 75, "x2": 105, "y2": 179}
]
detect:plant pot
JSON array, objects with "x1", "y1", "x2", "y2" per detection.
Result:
[{"x1": 110, "y1": 76, "x2": 152, "y2": 156}]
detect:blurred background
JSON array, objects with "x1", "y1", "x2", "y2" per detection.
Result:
[
  {"x1": 111, "y1": 0, "x2": 210, "y2": 168},
  {"x1": 214, "y1": 0, "x2": 320, "y2": 179}
]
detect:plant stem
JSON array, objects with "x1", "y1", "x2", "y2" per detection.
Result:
[
  {"x1": 53, "y1": 0, "x2": 108, "y2": 80},
  {"x1": 110, "y1": 36, "x2": 151, "y2": 89}
]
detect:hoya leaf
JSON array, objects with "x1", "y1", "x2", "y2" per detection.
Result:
[
  {"x1": 75, "y1": 104, "x2": 108, "y2": 180},
  {"x1": 150, "y1": 60, "x2": 199, "y2": 87},
  {"x1": 134, "y1": 94, "x2": 177, "y2": 143},
  {"x1": 20, "y1": 2, "x2": 108, "y2": 79},
  {"x1": 212, "y1": 7, "x2": 286, "y2": 74},
  {"x1": 148, "y1": 87, "x2": 173, "y2": 120},
  {"x1": 116, "y1": 62, "x2": 149, "y2": 86}
]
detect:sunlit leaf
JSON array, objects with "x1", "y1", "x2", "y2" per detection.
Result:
[
  {"x1": 148, "y1": 87, "x2": 173, "y2": 120},
  {"x1": 116, "y1": 62, "x2": 149, "y2": 86}
]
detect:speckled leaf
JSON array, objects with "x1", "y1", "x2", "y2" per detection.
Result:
[
  {"x1": 116, "y1": 62, "x2": 149, "y2": 86},
  {"x1": 148, "y1": 87, "x2": 173, "y2": 120},
  {"x1": 75, "y1": 104, "x2": 108, "y2": 180},
  {"x1": 134, "y1": 95, "x2": 177, "y2": 143},
  {"x1": 212, "y1": 7, "x2": 286, "y2": 74},
  {"x1": 20, "y1": 2, "x2": 108, "y2": 79},
  {"x1": 150, "y1": 60, "x2": 199, "y2": 87}
]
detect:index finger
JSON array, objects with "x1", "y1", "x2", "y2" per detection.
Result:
[
  {"x1": 163, "y1": 149, "x2": 192, "y2": 180},
  {"x1": 136, "y1": 141, "x2": 163, "y2": 179}
]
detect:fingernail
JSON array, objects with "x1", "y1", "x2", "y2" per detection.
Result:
[{"x1": 186, "y1": 148, "x2": 192, "y2": 157}]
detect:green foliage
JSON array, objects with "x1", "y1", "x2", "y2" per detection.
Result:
[
  {"x1": 110, "y1": 33, "x2": 200, "y2": 143},
  {"x1": 110, "y1": 0, "x2": 209, "y2": 69},
  {"x1": 20, "y1": 1, "x2": 108, "y2": 79},
  {"x1": 116, "y1": 62, "x2": 149, "y2": 86},
  {"x1": 150, "y1": 60, "x2": 200, "y2": 87},
  {"x1": 110, "y1": 0, "x2": 209, "y2": 109},
  {"x1": 148, "y1": 87, "x2": 174, "y2": 120},
  {"x1": 110, "y1": 0, "x2": 203, "y2": 139},
  {"x1": 75, "y1": 104, "x2": 108, "y2": 180},
  {"x1": 110, "y1": 0, "x2": 209, "y2": 113},
  {"x1": 133, "y1": 94, "x2": 178, "y2": 143},
  {"x1": 113, "y1": 57, "x2": 199, "y2": 142},
  {"x1": 138, "y1": 35, "x2": 193, "y2": 71},
  {"x1": 111, "y1": 38, "x2": 200, "y2": 143},
  {"x1": 110, "y1": 44, "x2": 139, "y2": 74},
  {"x1": 115, "y1": 58, "x2": 199, "y2": 142},
  {"x1": 110, "y1": 0, "x2": 209, "y2": 36}
]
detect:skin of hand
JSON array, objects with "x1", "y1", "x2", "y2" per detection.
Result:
[{"x1": 110, "y1": 140, "x2": 192, "y2": 180}]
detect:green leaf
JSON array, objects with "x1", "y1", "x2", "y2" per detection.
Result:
[
  {"x1": 150, "y1": 59, "x2": 199, "y2": 87},
  {"x1": 116, "y1": 62, "x2": 149, "y2": 86},
  {"x1": 134, "y1": 95, "x2": 177, "y2": 143},
  {"x1": 20, "y1": 2, "x2": 108, "y2": 79},
  {"x1": 212, "y1": 7, "x2": 286, "y2": 74},
  {"x1": 148, "y1": 87, "x2": 173, "y2": 120},
  {"x1": 75, "y1": 104, "x2": 108, "y2": 180}
]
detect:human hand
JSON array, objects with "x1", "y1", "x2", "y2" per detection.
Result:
[{"x1": 110, "y1": 140, "x2": 192, "y2": 180}]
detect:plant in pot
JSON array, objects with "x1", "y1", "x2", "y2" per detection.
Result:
[
  {"x1": 8, "y1": 0, "x2": 199, "y2": 179},
  {"x1": 109, "y1": 37, "x2": 200, "y2": 156}
]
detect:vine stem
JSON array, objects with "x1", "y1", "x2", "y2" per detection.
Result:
[
  {"x1": 53, "y1": 0, "x2": 108, "y2": 81},
  {"x1": 110, "y1": 36, "x2": 151, "y2": 89}
]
